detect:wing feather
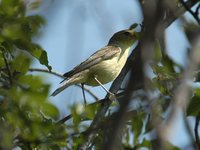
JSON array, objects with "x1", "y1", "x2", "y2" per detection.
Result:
[{"x1": 63, "y1": 46, "x2": 121, "y2": 78}]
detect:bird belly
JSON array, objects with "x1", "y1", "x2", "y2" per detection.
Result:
[{"x1": 85, "y1": 50, "x2": 129, "y2": 86}]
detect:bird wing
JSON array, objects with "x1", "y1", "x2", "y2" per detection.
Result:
[{"x1": 63, "y1": 45, "x2": 121, "y2": 79}]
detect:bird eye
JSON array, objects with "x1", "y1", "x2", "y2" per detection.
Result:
[{"x1": 124, "y1": 32, "x2": 131, "y2": 36}]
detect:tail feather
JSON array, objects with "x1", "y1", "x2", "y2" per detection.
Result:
[
  {"x1": 51, "y1": 81, "x2": 71, "y2": 96},
  {"x1": 51, "y1": 73, "x2": 85, "y2": 96}
]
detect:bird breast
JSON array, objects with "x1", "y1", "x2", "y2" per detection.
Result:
[{"x1": 85, "y1": 47, "x2": 130, "y2": 86}]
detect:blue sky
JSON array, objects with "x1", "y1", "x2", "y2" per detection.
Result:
[{"x1": 32, "y1": 0, "x2": 196, "y2": 148}]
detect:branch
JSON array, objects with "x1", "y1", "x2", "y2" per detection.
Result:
[
  {"x1": 29, "y1": 68, "x2": 64, "y2": 78},
  {"x1": 28, "y1": 68, "x2": 99, "y2": 101},
  {"x1": 57, "y1": 114, "x2": 72, "y2": 124},
  {"x1": 82, "y1": 109, "x2": 137, "y2": 135},
  {"x1": 164, "y1": 26, "x2": 200, "y2": 149},
  {"x1": 77, "y1": 1, "x2": 199, "y2": 149},
  {"x1": 183, "y1": 113, "x2": 197, "y2": 148},
  {"x1": 80, "y1": 85, "x2": 99, "y2": 101},
  {"x1": 195, "y1": 112, "x2": 200, "y2": 149},
  {"x1": 58, "y1": 92, "x2": 126, "y2": 124},
  {"x1": 57, "y1": 98, "x2": 107, "y2": 124},
  {"x1": 179, "y1": 0, "x2": 200, "y2": 25},
  {"x1": 195, "y1": 3, "x2": 200, "y2": 17},
  {"x1": 162, "y1": 0, "x2": 198, "y2": 28}
]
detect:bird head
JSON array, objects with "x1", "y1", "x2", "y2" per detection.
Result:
[{"x1": 108, "y1": 28, "x2": 139, "y2": 47}]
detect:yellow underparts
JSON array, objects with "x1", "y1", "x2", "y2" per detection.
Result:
[{"x1": 81, "y1": 47, "x2": 130, "y2": 86}]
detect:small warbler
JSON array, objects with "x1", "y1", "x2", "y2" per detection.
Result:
[{"x1": 52, "y1": 28, "x2": 138, "y2": 97}]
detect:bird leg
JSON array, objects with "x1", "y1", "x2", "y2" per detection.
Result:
[
  {"x1": 93, "y1": 76, "x2": 116, "y2": 101},
  {"x1": 81, "y1": 83, "x2": 87, "y2": 105}
]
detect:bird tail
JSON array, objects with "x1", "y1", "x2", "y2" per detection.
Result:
[{"x1": 51, "y1": 80, "x2": 72, "y2": 96}]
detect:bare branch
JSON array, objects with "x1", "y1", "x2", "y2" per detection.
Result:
[
  {"x1": 29, "y1": 68, "x2": 99, "y2": 101},
  {"x1": 57, "y1": 114, "x2": 72, "y2": 124},
  {"x1": 163, "y1": 0, "x2": 198, "y2": 28},
  {"x1": 29, "y1": 68, "x2": 64, "y2": 78},
  {"x1": 195, "y1": 3, "x2": 200, "y2": 17},
  {"x1": 163, "y1": 34, "x2": 200, "y2": 149},
  {"x1": 179, "y1": 0, "x2": 200, "y2": 25},
  {"x1": 76, "y1": 0, "x2": 200, "y2": 148},
  {"x1": 80, "y1": 85, "x2": 99, "y2": 101},
  {"x1": 195, "y1": 112, "x2": 200, "y2": 149},
  {"x1": 57, "y1": 99, "x2": 106, "y2": 124},
  {"x1": 183, "y1": 114, "x2": 197, "y2": 148}
]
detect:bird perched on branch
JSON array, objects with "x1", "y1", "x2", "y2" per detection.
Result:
[{"x1": 51, "y1": 26, "x2": 138, "y2": 99}]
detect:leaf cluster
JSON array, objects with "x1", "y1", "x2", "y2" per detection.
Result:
[{"x1": 0, "y1": 0, "x2": 66, "y2": 149}]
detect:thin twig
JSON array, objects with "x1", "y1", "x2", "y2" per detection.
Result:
[
  {"x1": 164, "y1": 26, "x2": 200, "y2": 149},
  {"x1": 195, "y1": 112, "x2": 200, "y2": 149},
  {"x1": 163, "y1": 0, "x2": 198, "y2": 28},
  {"x1": 57, "y1": 114, "x2": 72, "y2": 124},
  {"x1": 179, "y1": 0, "x2": 200, "y2": 25},
  {"x1": 183, "y1": 113, "x2": 197, "y2": 149},
  {"x1": 58, "y1": 92, "x2": 126, "y2": 124},
  {"x1": 29, "y1": 68, "x2": 64, "y2": 78},
  {"x1": 57, "y1": 98, "x2": 107, "y2": 124},
  {"x1": 77, "y1": 0, "x2": 199, "y2": 149},
  {"x1": 195, "y1": 3, "x2": 200, "y2": 17},
  {"x1": 28, "y1": 68, "x2": 99, "y2": 101},
  {"x1": 81, "y1": 83, "x2": 87, "y2": 105},
  {"x1": 80, "y1": 85, "x2": 99, "y2": 101}
]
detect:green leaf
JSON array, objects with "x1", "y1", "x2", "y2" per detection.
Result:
[
  {"x1": 0, "y1": 52, "x2": 5, "y2": 68},
  {"x1": 25, "y1": 15, "x2": 45, "y2": 36},
  {"x1": 138, "y1": 139, "x2": 152, "y2": 149},
  {"x1": 30, "y1": 44, "x2": 52, "y2": 71},
  {"x1": 137, "y1": 139, "x2": 180, "y2": 150},
  {"x1": 0, "y1": 1, "x2": 69, "y2": 149},
  {"x1": 187, "y1": 89, "x2": 200, "y2": 116},
  {"x1": 11, "y1": 53, "x2": 31, "y2": 74},
  {"x1": 2, "y1": 23, "x2": 24, "y2": 40},
  {"x1": 14, "y1": 40, "x2": 52, "y2": 71},
  {"x1": 151, "y1": 63, "x2": 179, "y2": 95},
  {"x1": 41, "y1": 103, "x2": 59, "y2": 119},
  {"x1": 132, "y1": 112, "x2": 144, "y2": 144},
  {"x1": 28, "y1": 1, "x2": 42, "y2": 10},
  {"x1": 195, "y1": 71, "x2": 200, "y2": 82},
  {"x1": 0, "y1": 0, "x2": 25, "y2": 18},
  {"x1": 144, "y1": 115, "x2": 153, "y2": 134},
  {"x1": 154, "y1": 40, "x2": 162, "y2": 62}
]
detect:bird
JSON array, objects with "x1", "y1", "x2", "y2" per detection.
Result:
[{"x1": 51, "y1": 27, "x2": 138, "y2": 98}]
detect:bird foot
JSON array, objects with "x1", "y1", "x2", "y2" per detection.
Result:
[{"x1": 108, "y1": 92, "x2": 116, "y2": 101}]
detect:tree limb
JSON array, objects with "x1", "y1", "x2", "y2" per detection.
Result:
[
  {"x1": 179, "y1": 0, "x2": 200, "y2": 25},
  {"x1": 77, "y1": 0, "x2": 199, "y2": 149},
  {"x1": 29, "y1": 68, "x2": 99, "y2": 101},
  {"x1": 195, "y1": 112, "x2": 200, "y2": 149}
]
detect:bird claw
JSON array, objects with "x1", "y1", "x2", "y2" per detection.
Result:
[{"x1": 108, "y1": 92, "x2": 116, "y2": 101}]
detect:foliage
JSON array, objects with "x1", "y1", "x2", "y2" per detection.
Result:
[{"x1": 0, "y1": 0, "x2": 66, "y2": 149}]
